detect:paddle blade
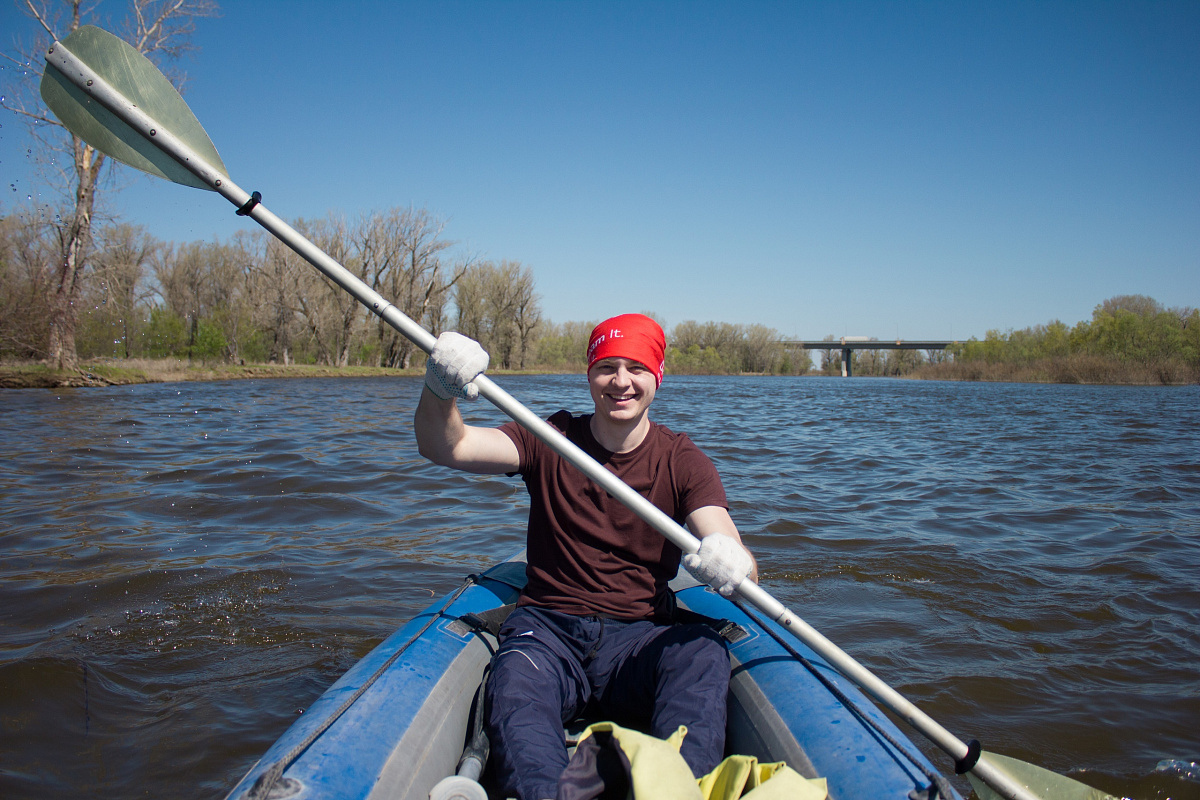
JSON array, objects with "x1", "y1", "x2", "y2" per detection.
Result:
[
  {"x1": 40, "y1": 25, "x2": 227, "y2": 190},
  {"x1": 968, "y1": 752, "x2": 1116, "y2": 800}
]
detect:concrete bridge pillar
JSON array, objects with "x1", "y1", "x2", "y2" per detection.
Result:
[{"x1": 842, "y1": 348, "x2": 852, "y2": 377}]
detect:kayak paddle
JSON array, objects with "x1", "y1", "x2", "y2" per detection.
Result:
[{"x1": 40, "y1": 25, "x2": 1117, "y2": 800}]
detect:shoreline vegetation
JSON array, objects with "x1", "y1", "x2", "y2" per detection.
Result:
[
  {"x1": 4, "y1": 183, "x2": 1198, "y2": 390},
  {"x1": 3, "y1": 353, "x2": 1196, "y2": 389},
  {"x1": 5, "y1": 195, "x2": 1197, "y2": 391}
]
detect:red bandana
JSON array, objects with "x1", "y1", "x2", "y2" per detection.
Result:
[{"x1": 586, "y1": 313, "x2": 666, "y2": 386}]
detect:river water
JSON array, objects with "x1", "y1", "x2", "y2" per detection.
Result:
[{"x1": 1, "y1": 375, "x2": 1197, "y2": 799}]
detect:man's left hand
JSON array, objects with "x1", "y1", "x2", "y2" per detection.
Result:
[{"x1": 682, "y1": 533, "x2": 753, "y2": 597}]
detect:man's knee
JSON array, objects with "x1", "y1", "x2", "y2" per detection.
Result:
[
  {"x1": 658, "y1": 624, "x2": 730, "y2": 679},
  {"x1": 487, "y1": 641, "x2": 563, "y2": 713},
  {"x1": 485, "y1": 631, "x2": 576, "y2": 800}
]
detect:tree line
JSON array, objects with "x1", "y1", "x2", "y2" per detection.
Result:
[
  {"x1": 0, "y1": 205, "x2": 812, "y2": 375},
  {"x1": 801, "y1": 296, "x2": 1198, "y2": 382},
  {"x1": 4, "y1": 202, "x2": 1197, "y2": 382},
  {"x1": 918, "y1": 296, "x2": 1200, "y2": 384},
  {"x1": 4, "y1": 198, "x2": 1197, "y2": 383}
]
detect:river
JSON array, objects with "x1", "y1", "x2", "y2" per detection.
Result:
[{"x1": 1, "y1": 375, "x2": 1197, "y2": 799}]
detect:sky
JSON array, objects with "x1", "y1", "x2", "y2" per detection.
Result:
[{"x1": 2, "y1": 0, "x2": 1198, "y2": 340}]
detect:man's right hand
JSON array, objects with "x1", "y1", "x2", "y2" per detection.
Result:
[
  {"x1": 682, "y1": 533, "x2": 754, "y2": 597},
  {"x1": 425, "y1": 332, "x2": 490, "y2": 401}
]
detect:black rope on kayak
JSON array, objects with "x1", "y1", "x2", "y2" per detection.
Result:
[
  {"x1": 239, "y1": 574, "x2": 482, "y2": 800},
  {"x1": 731, "y1": 598, "x2": 957, "y2": 800}
]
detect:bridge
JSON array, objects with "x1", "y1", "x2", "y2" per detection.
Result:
[{"x1": 780, "y1": 338, "x2": 959, "y2": 377}]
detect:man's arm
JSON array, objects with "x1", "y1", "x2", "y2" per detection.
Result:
[
  {"x1": 414, "y1": 331, "x2": 520, "y2": 474},
  {"x1": 414, "y1": 387, "x2": 520, "y2": 474},
  {"x1": 685, "y1": 505, "x2": 759, "y2": 583}
]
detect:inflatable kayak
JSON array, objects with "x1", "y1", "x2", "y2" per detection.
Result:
[{"x1": 224, "y1": 554, "x2": 960, "y2": 800}]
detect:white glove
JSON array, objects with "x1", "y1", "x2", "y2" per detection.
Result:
[
  {"x1": 682, "y1": 534, "x2": 753, "y2": 597},
  {"x1": 425, "y1": 332, "x2": 489, "y2": 401}
]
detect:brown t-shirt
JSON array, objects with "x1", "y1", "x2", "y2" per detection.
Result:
[{"x1": 499, "y1": 410, "x2": 728, "y2": 620}]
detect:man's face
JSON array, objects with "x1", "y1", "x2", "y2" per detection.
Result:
[{"x1": 588, "y1": 357, "x2": 657, "y2": 423}]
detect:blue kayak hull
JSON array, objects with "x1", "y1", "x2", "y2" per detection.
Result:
[{"x1": 225, "y1": 556, "x2": 959, "y2": 800}]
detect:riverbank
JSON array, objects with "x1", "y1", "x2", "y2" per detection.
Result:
[
  {"x1": 909, "y1": 355, "x2": 1200, "y2": 385},
  {"x1": 0, "y1": 359, "x2": 419, "y2": 389},
  {"x1": 3, "y1": 355, "x2": 1197, "y2": 388}
]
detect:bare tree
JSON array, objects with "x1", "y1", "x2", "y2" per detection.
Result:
[
  {"x1": 2, "y1": 0, "x2": 220, "y2": 369},
  {"x1": 375, "y1": 207, "x2": 469, "y2": 368},
  {"x1": 485, "y1": 262, "x2": 520, "y2": 369},
  {"x1": 508, "y1": 262, "x2": 542, "y2": 370},
  {"x1": 89, "y1": 222, "x2": 158, "y2": 357},
  {"x1": 246, "y1": 231, "x2": 304, "y2": 365},
  {"x1": 288, "y1": 215, "x2": 358, "y2": 366},
  {"x1": 453, "y1": 262, "x2": 491, "y2": 343},
  {"x1": 447, "y1": 260, "x2": 542, "y2": 369},
  {"x1": 454, "y1": 261, "x2": 523, "y2": 368},
  {"x1": 0, "y1": 209, "x2": 56, "y2": 357}
]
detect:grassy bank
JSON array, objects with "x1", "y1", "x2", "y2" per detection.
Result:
[
  {"x1": 0, "y1": 358, "x2": 420, "y2": 389},
  {"x1": 4, "y1": 355, "x2": 1197, "y2": 389}
]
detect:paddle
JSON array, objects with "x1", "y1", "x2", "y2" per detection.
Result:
[{"x1": 41, "y1": 25, "x2": 1115, "y2": 800}]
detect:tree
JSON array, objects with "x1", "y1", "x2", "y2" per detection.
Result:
[
  {"x1": 815, "y1": 335, "x2": 839, "y2": 375},
  {"x1": 883, "y1": 348, "x2": 924, "y2": 376},
  {"x1": 509, "y1": 262, "x2": 542, "y2": 370},
  {"x1": 453, "y1": 260, "x2": 541, "y2": 369},
  {"x1": 2, "y1": 0, "x2": 219, "y2": 369},
  {"x1": 535, "y1": 320, "x2": 594, "y2": 371},
  {"x1": 85, "y1": 223, "x2": 158, "y2": 357},
  {"x1": 152, "y1": 237, "x2": 252, "y2": 362},
  {"x1": 669, "y1": 320, "x2": 745, "y2": 373},
  {"x1": 0, "y1": 208, "x2": 56, "y2": 358},
  {"x1": 288, "y1": 215, "x2": 356, "y2": 366},
  {"x1": 369, "y1": 207, "x2": 468, "y2": 369},
  {"x1": 1096, "y1": 294, "x2": 1162, "y2": 318},
  {"x1": 144, "y1": 306, "x2": 187, "y2": 356},
  {"x1": 741, "y1": 323, "x2": 782, "y2": 373},
  {"x1": 246, "y1": 231, "x2": 305, "y2": 365}
]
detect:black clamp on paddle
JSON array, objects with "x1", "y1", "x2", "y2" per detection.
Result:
[
  {"x1": 954, "y1": 738, "x2": 982, "y2": 774},
  {"x1": 236, "y1": 190, "x2": 262, "y2": 216}
]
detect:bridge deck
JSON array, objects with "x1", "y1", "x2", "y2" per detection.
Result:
[{"x1": 782, "y1": 340, "x2": 957, "y2": 350}]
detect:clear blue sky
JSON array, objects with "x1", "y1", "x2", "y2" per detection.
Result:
[{"x1": 3, "y1": 0, "x2": 1198, "y2": 340}]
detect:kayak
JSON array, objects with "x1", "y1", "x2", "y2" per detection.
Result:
[{"x1": 224, "y1": 554, "x2": 961, "y2": 800}]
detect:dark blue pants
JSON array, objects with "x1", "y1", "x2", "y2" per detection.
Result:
[{"x1": 485, "y1": 606, "x2": 731, "y2": 800}]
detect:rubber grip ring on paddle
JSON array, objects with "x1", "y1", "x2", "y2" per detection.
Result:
[
  {"x1": 955, "y1": 739, "x2": 982, "y2": 774},
  {"x1": 236, "y1": 191, "x2": 262, "y2": 216}
]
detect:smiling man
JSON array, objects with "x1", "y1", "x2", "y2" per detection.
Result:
[{"x1": 414, "y1": 312, "x2": 756, "y2": 800}]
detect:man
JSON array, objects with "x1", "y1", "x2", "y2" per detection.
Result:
[{"x1": 414, "y1": 313, "x2": 756, "y2": 800}]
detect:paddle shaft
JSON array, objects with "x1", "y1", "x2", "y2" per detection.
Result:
[{"x1": 45, "y1": 36, "x2": 1043, "y2": 800}]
